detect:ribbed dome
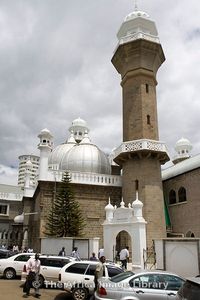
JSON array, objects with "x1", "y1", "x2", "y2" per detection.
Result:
[
  {"x1": 49, "y1": 143, "x2": 76, "y2": 167},
  {"x1": 125, "y1": 10, "x2": 149, "y2": 21},
  {"x1": 60, "y1": 135, "x2": 111, "y2": 174},
  {"x1": 48, "y1": 118, "x2": 111, "y2": 174}
]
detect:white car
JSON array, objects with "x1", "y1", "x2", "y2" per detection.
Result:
[
  {"x1": 0, "y1": 252, "x2": 35, "y2": 279},
  {"x1": 59, "y1": 260, "x2": 124, "y2": 300},
  {"x1": 21, "y1": 255, "x2": 77, "y2": 286},
  {"x1": 95, "y1": 270, "x2": 185, "y2": 300}
]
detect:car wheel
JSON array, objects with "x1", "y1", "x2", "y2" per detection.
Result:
[
  {"x1": 4, "y1": 268, "x2": 16, "y2": 279},
  {"x1": 72, "y1": 287, "x2": 88, "y2": 300}
]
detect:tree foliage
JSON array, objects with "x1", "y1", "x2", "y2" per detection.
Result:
[{"x1": 44, "y1": 172, "x2": 85, "y2": 237}]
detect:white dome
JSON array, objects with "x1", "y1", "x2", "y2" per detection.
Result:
[
  {"x1": 172, "y1": 137, "x2": 193, "y2": 165},
  {"x1": 175, "y1": 137, "x2": 193, "y2": 151},
  {"x1": 117, "y1": 8, "x2": 159, "y2": 43},
  {"x1": 69, "y1": 118, "x2": 89, "y2": 143},
  {"x1": 48, "y1": 119, "x2": 111, "y2": 174},
  {"x1": 60, "y1": 139, "x2": 111, "y2": 174},
  {"x1": 125, "y1": 10, "x2": 149, "y2": 21},
  {"x1": 49, "y1": 142, "x2": 76, "y2": 168},
  {"x1": 14, "y1": 213, "x2": 24, "y2": 224},
  {"x1": 71, "y1": 117, "x2": 87, "y2": 127}
]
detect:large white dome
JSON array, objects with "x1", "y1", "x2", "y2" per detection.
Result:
[
  {"x1": 60, "y1": 135, "x2": 111, "y2": 174},
  {"x1": 48, "y1": 119, "x2": 111, "y2": 174}
]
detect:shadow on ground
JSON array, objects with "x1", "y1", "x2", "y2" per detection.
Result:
[{"x1": 53, "y1": 291, "x2": 72, "y2": 300}]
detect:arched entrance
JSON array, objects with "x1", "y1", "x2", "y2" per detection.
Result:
[
  {"x1": 115, "y1": 230, "x2": 132, "y2": 262},
  {"x1": 103, "y1": 198, "x2": 147, "y2": 271}
]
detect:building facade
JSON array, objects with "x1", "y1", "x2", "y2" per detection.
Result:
[{"x1": 0, "y1": 6, "x2": 199, "y2": 254}]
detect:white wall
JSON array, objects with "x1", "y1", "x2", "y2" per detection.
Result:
[{"x1": 154, "y1": 238, "x2": 200, "y2": 277}]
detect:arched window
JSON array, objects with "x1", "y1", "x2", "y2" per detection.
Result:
[
  {"x1": 178, "y1": 187, "x2": 187, "y2": 202},
  {"x1": 169, "y1": 190, "x2": 176, "y2": 204}
]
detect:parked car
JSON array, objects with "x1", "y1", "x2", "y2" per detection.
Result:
[
  {"x1": 0, "y1": 249, "x2": 15, "y2": 259},
  {"x1": 176, "y1": 277, "x2": 200, "y2": 300},
  {"x1": 59, "y1": 260, "x2": 124, "y2": 300},
  {"x1": 21, "y1": 255, "x2": 77, "y2": 286},
  {"x1": 95, "y1": 270, "x2": 185, "y2": 300},
  {"x1": 0, "y1": 252, "x2": 35, "y2": 279}
]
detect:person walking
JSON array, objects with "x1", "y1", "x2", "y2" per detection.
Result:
[
  {"x1": 90, "y1": 252, "x2": 98, "y2": 261},
  {"x1": 23, "y1": 253, "x2": 41, "y2": 298},
  {"x1": 71, "y1": 247, "x2": 80, "y2": 260},
  {"x1": 94, "y1": 255, "x2": 106, "y2": 291},
  {"x1": 119, "y1": 246, "x2": 129, "y2": 270},
  {"x1": 58, "y1": 246, "x2": 66, "y2": 256}
]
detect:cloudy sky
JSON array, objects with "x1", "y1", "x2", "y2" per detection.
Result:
[{"x1": 0, "y1": 0, "x2": 200, "y2": 185}]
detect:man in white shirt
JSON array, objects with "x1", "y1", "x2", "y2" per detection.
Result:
[
  {"x1": 94, "y1": 255, "x2": 106, "y2": 290},
  {"x1": 98, "y1": 248, "x2": 104, "y2": 258},
  {"x1": 23, "y1": 253, "x2": 41, "y2": 298},
  {"x1": 119, "y1": 246, "x2": 129, "y2": 270},
  {"x1": 71, "y1": 247, "x2": 81, "y2": 260}
]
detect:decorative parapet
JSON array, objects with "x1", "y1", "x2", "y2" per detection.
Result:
[
  {"x1": 114, "y1": 32, "x2": 160, "y2": 54},
  {"x1": 114, "y1": 139, "x2": 169, "y2": 160},
  {"x1": 0, "y1": 192, "x2": 23, "y2": 201},
  {"x1": 47, "y1": 170, "x2": 122, "y2": 187}
]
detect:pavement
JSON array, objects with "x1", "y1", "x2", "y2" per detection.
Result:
[{"x1": 0, "y1": 279, "x2": 72, "y2": 300}]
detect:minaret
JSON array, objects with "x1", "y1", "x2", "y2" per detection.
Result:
[
  {"x1": 38, "y1": 128, "x2": 53, "y2": 180},
  {"x1": 112, "y1": 7, "x2": 169, "y2": 245}
]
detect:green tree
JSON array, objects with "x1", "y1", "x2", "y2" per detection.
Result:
[{"x1": 44, "y1": 172, "x2": 85, "y2": 237}]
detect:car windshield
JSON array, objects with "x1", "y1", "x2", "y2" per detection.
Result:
[{"x1": 110, "y1": 271, "x2": 134, "y2": 283}]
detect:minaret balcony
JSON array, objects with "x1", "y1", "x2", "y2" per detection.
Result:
[
  {"x1": 114, "y1": 31, "x2": 160, "y2": 54},
  {"x1": 113, "y1": 139, "x2": 170, "y2": 165}
]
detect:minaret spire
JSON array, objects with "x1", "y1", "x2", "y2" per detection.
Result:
[{"x1": 134, "y1": 0, "x2": 138, "y2": 11}]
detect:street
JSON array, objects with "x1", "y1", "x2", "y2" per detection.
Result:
[{"x1": 0, "y1": 279, "x2": 72, "y2": 300}]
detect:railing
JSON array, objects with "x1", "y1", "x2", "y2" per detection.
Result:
[
  {"x1": 0, "y1": 192, "x2": 23, "y2": 201},
  {"x1": 114, "y1": 31, "x2": 160, "y2": 54},
  {"x1": 114, "y1": 139, "x2": 168, "y2": 158},
  {"x1": 48, "y1": 170, "x2": 122, "y2": 187}
]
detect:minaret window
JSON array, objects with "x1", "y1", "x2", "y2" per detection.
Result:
[
  {"x1": 147, "y1": 115, "x2": 151, "y2": 125},
  {"x1": 145, "y1": 84, "x2": 149, "y2": 93},
  {"x1": 169, "y1": 190, "x2": 176, "y2": 204},
  {"x1": 178, "y1": 187, "x2": 187, "y2": 202}
]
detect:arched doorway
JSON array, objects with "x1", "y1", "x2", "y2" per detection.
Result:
[
  {"x1": 103, "y1": 198, "x2": 147, "y2": 271},
  {"x1": 115, "y1": 230, "x2": 132, "y2": 262}
]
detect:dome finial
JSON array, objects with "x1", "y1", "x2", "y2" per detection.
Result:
[{"x1": 134, "y1": 0, "x2": 138, "y2": 11}]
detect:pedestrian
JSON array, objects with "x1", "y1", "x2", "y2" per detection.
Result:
[
  {"x1": 23, "y1": 253, "x2": 41, "y2": 298},
  {"x1": 90, "y1": 252, "x2": 98, "y2": 261},
  {"x1": 27, "y1": 247, "x2": 34, "y2": 253},
  {"x1": 94, "y1": 255, "x2": 106, "y2": 291},
  {"x1": 71, "y1": 247, "x2": 80, "y2": 260},
  {"x1": 58, "y1": 246, "x2": 66, "y2": 256},
  {"x1": 119, "y1": 246, "x2": 129, "y2": 270},
  {"x1": 13, "y1": 244, "x2": 19, "y2": 253},
  {"x1": 98, "y1": 248, "x2": 104, "y2": 258}
]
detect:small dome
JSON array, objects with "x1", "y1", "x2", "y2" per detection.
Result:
[
  {"x1": 69, "y1": 118, "x2": 89, "y2": 143},
  {"x1": 173, "y1": 137, "x2": 193, "y2": 165},
  {"x1": 105, "y1": 198, "x2": 114, "y2": 211},
  {"x1": 14, "y1": 213, "x2": 24, "y2": 224},
  {"x1": 71, "y1": 117, "x2": 87, "y2": 127},
  {"x1": 125, "y1": 10, "x2": 149, "y2": 21},
  {"x1": 117, "y1": 8, "x2": 158, "y2": 43},
  {"x1": 60, "y1": 137, "x2": 111, "y2": 174},
  {"x1": 175, "y1": 138, "x2": 193, "y2": 151}
]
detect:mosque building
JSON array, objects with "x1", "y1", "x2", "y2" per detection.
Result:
[{"x1": 0, "y1": 6, "x2": 199, "y2": 253}]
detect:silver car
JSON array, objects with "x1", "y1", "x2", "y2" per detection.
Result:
[{"x1": 95, "y1": 270, "x2": 185, "y2": 300}]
